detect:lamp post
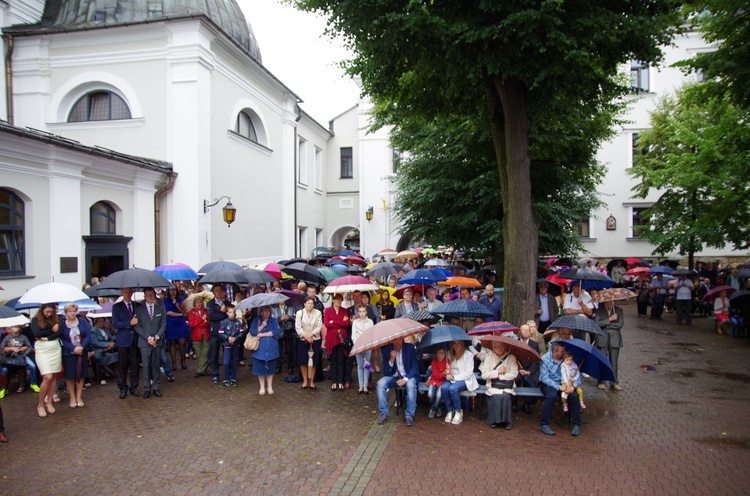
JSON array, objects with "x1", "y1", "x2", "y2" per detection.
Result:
[{"x1": 204, "y1": 196, "x2": 236, "y2": 227}]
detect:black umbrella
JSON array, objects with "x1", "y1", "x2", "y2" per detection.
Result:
[
  {"x1": 536, "y1": 277, "x2": 561, "y2": 297},
  {"x1": 555, "y1": 257, "x2": 580, "y2": 267},
  {"x1": 366, "y1": 262, "x2": 404, "y2": 279},
  {"x1": 198, "y1": 268, "x2": 248, "y2": 285},
  {"x1": 242, "y1": 268, "x2": 277, "y2": 285},
  {"x1": 659, "y1": 260, "x2": 679, "y2": 269},
  {"x1": 605, "y1": 259, "x2": 628, "y2": 273},
  {"x1": 95, "y1": 268, "x2": 174, "y2": 290},
  {"x1": 84, "y1": 285, "x2": 123, "y2": 297},
  {"x1": 345, "y1": 265, "x2": 366, "y2": 274},
  {"x1": 197, "y1": 261, "x2": 242, "y2": 274},
  {"x1": 737, "y1": 263, "x2": 750, "y2": 270},
  {"x1": 283, "y1": 262, "x2": 324, "y2": 284},
  {"x1": 431, "y1": 299, "x2": 494, "y2": 318},
  {"x1": 672, "y1": 268, "x2": 698, "y2": 277},
  {"x1": 546, "y1": 315, "x2": 606, "y2": 337}
]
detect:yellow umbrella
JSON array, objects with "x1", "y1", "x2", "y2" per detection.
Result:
[
  {"x1": 397, "y1": 250, "x2": 419, "y2": 259},
  {"x1": 370, "y1": 285, "x2": 402, "y2": 305}
]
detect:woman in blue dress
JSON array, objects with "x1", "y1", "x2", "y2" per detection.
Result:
[
  {"x1": 249, "y1": 306, "x2": 280, "y2": 395},
  {"x1": 164, "y1": 286, "x2": 189, "y2": 370}
]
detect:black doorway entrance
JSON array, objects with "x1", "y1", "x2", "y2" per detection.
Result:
[{"x1": 83, "y1": 235, "x2": 132, "y2": 281}]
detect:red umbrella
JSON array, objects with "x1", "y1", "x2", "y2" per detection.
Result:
[
  {"x1": 703, "y1": 285, "x2": 736, "y2": 304},
  {"x1": 468, "y1": 321, "x2": 520, "y2": 336},
  {"x1": 626, "y1": 266, "x2": 651, "y2": 276},
  {"x1": 394, "y1": 284, "x2": 433, "y2": 298},
  {"x1": 546, "y1": 273, "x2": 571, "y2": 286}
]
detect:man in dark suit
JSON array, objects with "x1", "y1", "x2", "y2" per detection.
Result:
[
  {"x1": 534, "y1": 281, "x2": 559, "y2": 335},
  {"x1": 206, "y1": 285, "x2": 231, "y2": 384},
  {"x1": 134, "y1": 288, "x2": 167, "y2": 398},
  {"x1": 112, "y1": 288, "x2": 140, "y2": 398},
  {"x1": 375, "y1": 337, "x2": 419, "y2": 427}
]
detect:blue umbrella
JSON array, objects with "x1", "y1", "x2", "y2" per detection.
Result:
[
  {"x1": 559, "y1": 338, "x2": 616, "y2": 382},
  {"x1": 433, "y1": 268, "x2": 453, "y2": 278},
  {"x1": 648, "y1": 265, "x2": 674, "y2": 275},
  {"x1": 334, "y1": 250, "x2": 359, "y2": 257},
  {"x1": 14, "y1": 298, "x2": 102, "y2": 312},
  {"x1": 418, "y1": 325, "x2": 471, "y2": 349},
  {"x1": 431, "y1": 299, "x2": 494, "y2": 318},
  {"x1": 399, "y1": 268, "x2": 447, "y2": 285},
  {"x1": 154, "y1": 262, "x2": 199, "y2": 281}
]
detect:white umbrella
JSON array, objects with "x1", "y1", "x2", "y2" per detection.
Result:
[
  {"x1": 424, "y1": 258, "x2": 449, "y2": 267},
  {"x1": 18, "y1": 282, "x2": 90, "y2": 306}
]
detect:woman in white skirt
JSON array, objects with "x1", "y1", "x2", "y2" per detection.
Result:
[{"x1": 31, "y1": 304, "x2": 62, "y2": 418}]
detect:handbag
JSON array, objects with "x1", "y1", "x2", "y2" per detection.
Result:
[
  {"x1": 3, "y1": 353, "x2": 26, "y2": 367},
  {"x1": 244, "y1": 335, "x2": 259, "y2": 351},
  {"x1": 491, "y1": 379, "x2": 514, "y2": 389}
]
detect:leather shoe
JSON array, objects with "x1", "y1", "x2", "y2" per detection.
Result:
[
  {"x1": 119, "y1": 390, "x2": 127, "y2": 399},
  {"x1": 0, "y1": 432, "x2": 8, "y2": 443},
  {"x1": 167, "y1": 376, "x2": 175, "y2": 383},
  {"x1": 522, "y1": 404, "x2": 532, "y2": 414},
  {"x1": 143, "y1": 390, "x2": 151, "y2": 399},
  {"x1": 540, "y1": 425, "x2": 556, "y2": 436},
  {"x1": 571, "y1": 425, "x2": 581, "y2": 436},
  {"x1": 129, "y1": 389, "x2": 141, "y2": 397},
  {"x1": 153, "y1": 390, "x2": 162, "y2": 397},
  {"x1": 512, "y1": 403, "x2": 518, "y2": 412}
]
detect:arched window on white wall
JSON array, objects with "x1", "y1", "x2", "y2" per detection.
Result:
[
  {"x1": 0, "y1": 188, "x2": 25, "y2": 276},
  {"x1": 90, "y1": 201, "x2": 117, "y2": 235},
  {"x1": 68, "y1": 91, "x2": 132, "y2": 122},
  {"x1": 231, "y1": 107, "x2": 268, "y2": 148}
]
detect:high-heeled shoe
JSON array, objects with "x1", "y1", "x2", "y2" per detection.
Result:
[{"x1": 181, "y1": 362, "x2": 188, "y2": 370}]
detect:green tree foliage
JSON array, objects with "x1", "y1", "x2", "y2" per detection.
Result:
[
  {"x1": 631, "y1": 82, "x2": 750, "y2": 267},
  {"x1": 295, "y1": 0, "x2": 681, "y2": 323},
  {"x1": 390, "y1": 113, "x2": 606, "y2": 260},
  {"x1": 686, "y1": 0, "x2": 750, "y2": 110}
]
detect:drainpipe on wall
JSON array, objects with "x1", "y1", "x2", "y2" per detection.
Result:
[
  {"x1": 294, "y1": 104, "x2": 301, "y2": 257},
  {"x1": 154, "y1": 171, "x2": 177, "y2": 266},
  {"x1": 4, "y1": 34, "x2": 14, "y2": 125}
]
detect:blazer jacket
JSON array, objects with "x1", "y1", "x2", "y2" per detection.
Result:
[
  {"x1": 594, "y1": 305, "x2": 624, "y2": 349},
  {"x1": 534, "y1": 293, "x2": 560, "y2": 324},
  {"x1": 381, "y1": 342, "x2": 420, "y2": 381},
  {"x1": 134, "y1": 300, "x2": 167, "y2": 348},
  {"x1": 60, "y1": 317, "x2": 92, "y2": 357},
  {"x1": 112, "y1": 300, "x2": 138, "y2": 347}
]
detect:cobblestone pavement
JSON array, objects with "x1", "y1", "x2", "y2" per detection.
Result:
[{"x1": 2, "y1": 302, "x2": 750, "y2": 495}]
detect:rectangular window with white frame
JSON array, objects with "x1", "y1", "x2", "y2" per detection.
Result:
[
  {"x1": 298, "y1": 137, "x2": 308, "y2": 186},
  {"x1": 576, "y1": 218, "x2": 591, "y2": 238},
  {"x1": 340, "y1": 147, "x2": 353, "y2": 179},
  {"x1": 629, "y1": 206, "x2": 651, "y2": 238},
  {"x1": 630, "y1": 61, "x2": 650, "y2": 93},
  {"x1": 298, "y1": 226, "x2": 308, "y2": 258},
  {"x1": 314, "y1": 147, "x2": 323, "y2": 192}
]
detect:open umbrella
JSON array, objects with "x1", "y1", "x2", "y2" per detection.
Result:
[
  {"x1": 703, "y1": 285, "x2": 736, "y2": 304},
  {"x1": 283, "y1": 263, "x2": 325, "y2": 284},
  {"x1": 424, "y1": 258, "x2": 449, "y2": 267},
  {"x1": 235, "y1": 292, "x2": 289, "y2": 312},
  {"x1": 672, "y1": 268, "x2": 699, "y2": 277},
  {"x1": 659, "y1": 260, "x2": 680, "y2": 269},
  {"x1": 84, "y1": 285, "x2": 123, "y2": 297},
  {"x1": 396, "y1": 250, "x2": 419, "y2": 259},
  {"x1": 375, "y1": 248, "x2": 398, "y2": 257},
  {"x1": 536, "y1": 277, "x2": 562, "y2": 297},
  {"x1": 437, "y1": 276, "x2": 482, "y2": 288},
  {"x1": 254, "y1": 263, "x2": 286, "y2": 280},
  {"x1": 318, "y1": 268, "x2": 346, "y2": 283},
  {"x1": 626, "y1": 266, "x2": 651, "y2": 276},
  {"x1": 0, "y1": 306, "x2": 30, "y2": 327},
  {"x1": 198, "y1": 261, "x2": 242, "y2": 274},
  {"x1": 394, "y1": 284, "x2": 433, "y2": 299},
  {"x1": 729, "y1": 290, "x2": 750, "y2": 309},
  {"x1": 334, "y1": 250, "x2": 359, "y2": 258},
  {"x1": 242, "y1": 268, "x2": 278, "y2": 285},
  {"x1": 86, "y1": 301, "x2": 114, "y2": 319},
  {"x1": 366, "y1": 262, "x2": 403, "y2": 279},
  {"x1": 553, "y1": 257, "x2": 580, "y2": 267},
  {"x1": 95, "y1": 268, "x2": 173, "y2": 290},
  {"x1": 323, "y1": 275, "x2": 379, "y2": 294},
  {"x1": 404, "y1": 309, "x2": 438, "y2": 324},
  {"x1": 312, "y1": 246, "x2": 333, "y2": 255},
  {"x1": 546, "y1": 315, "x2": 606, "y2": 337},
  {"x1": 558, "y1": 269, "x2": 615, "y2": 290},
  {"x1": 431, "y1": 299, "x2": 494, "y2": 318},
  {"x1": 276, "y1": 289, "x2": 306, "y2": 309},
  {"x1": 198, "y1": 268, "x2": 248, "y2": 285},
  {"x1": 417, "y1": 325, "x2": 471, "y2": 349},
  {"x1": 590, "y1": 288, "x2": 637, "y2": 303},
  {"x1": 649, "y1": 265, "x2": 674, "y2": 275},
  {"x1": 399, "y1": 268, "x2": 447, "y2": 285},
  {"x1": 468, "y1": 321, "x2": 519, "y2": 336},
  {"x1": 560, "y1": 338, "x2": 616, "y2": 382},
  {"x1": 345, "y1": 265, "x2": 367, "y2": 274},
  {"x1": 479, "y1": 335, "x2": 541, "y2": 364},
  {"x1": 18, "y1": 282, "x2": 91, "y2": 306},
  {"x1": 350, "y1": 318, "x2": 429, "y2": 355},
  {"x1": 153, "y1": 262, "x2": 198, "y2": 281}
]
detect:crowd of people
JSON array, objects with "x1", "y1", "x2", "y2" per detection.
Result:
[{"x1": 1, "y1": 254, "x2": 747, "y2": 443}]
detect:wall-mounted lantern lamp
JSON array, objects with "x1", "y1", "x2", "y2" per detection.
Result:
[
  {"x1": 204, "y1": 196, "x2": 236, "y2": 227},
  {"x1": 365, "y1": 206, "x2": 374, "y2": 222}
]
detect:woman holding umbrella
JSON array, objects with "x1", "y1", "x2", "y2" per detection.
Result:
[
  {"x1": 31, "y1": 304, "x2": 62, "y2": 417},
  {"x1": 295, "y1": 297, "x2": 323, "y2": 390},
  {"x1": 249, "y1": 306, "x2": 281, "y2": 395},
  {"x1": 479, "y1": 341, "x2": 519, "y2": 430},
  {"x1": 164, "y1": 286, "x2": 189, "y2": 370},
  {"x1": 323, "y1": 294, "x2": 351, "y2": 391},
  {"x1": 60, "y1": 302, "x2": 92, "y2": 409}
]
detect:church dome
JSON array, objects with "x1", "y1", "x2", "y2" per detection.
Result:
[{"x1": 14, "y1": 0, "x2": 262, "y2": 63}]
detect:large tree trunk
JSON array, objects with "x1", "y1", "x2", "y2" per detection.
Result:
[{"x1": 487, "y1": 77, "x2": 539, "y2": 324}]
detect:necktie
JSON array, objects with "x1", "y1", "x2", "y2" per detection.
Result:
[
  {"x1": 148, "y1": 305, "x2": 153, "y2": 320},
  {"x1": 127, "y1": 302, "x2": 132, "y2": 317}
]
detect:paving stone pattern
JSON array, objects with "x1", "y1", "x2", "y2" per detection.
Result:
[{"x1": 1, "y1": 302, "x2": 749, "y2": 495}]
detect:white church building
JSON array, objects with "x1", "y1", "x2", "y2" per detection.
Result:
[{"x1": 0, "y1": 0, "x2": 744, "y2": 299}]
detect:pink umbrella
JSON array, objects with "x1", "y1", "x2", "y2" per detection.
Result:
[
  {"x1": 255, "y1": 262, "x2": 285, "y2": 280},
  {"x1": 703, "y1": 285, "x2": 736, "y2": 304},
  {"x1": 350, "y1": 318, "x2": 429, "y2": 355},
  {"x1": 323, "y1": 275, "x2": 379, "y2": 294}
]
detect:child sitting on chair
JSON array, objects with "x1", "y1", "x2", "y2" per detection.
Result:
[
  {"x1": 1, "y1": 325, "x2": 38, "y2": 394},
  {"x1": 560, "y1": 352, "x2": 586, "y2": 411},
  {"x1": 426, "y1": 347, "x2": 450, "y2": 419}
]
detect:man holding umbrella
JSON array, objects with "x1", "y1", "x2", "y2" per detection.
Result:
[
  {"x1": 539, "y1": 341, "x2": 582, "y2": 436},
  {"x1": 112, "y1": 288, "x2": 141, "y2": 399},
  {"x1": 134, "y1": 288, "x2": 167, "y2": 398},
  {"x1": 207, "y1": 285, "x2": 231, "y2": 384},
  {"x1": 563, "y1": 282, "x2": 593, "y2": 318}
]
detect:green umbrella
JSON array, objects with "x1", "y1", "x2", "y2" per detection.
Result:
[{"x1": 318, "y1": 268, "x2": 345, "y2": 282}]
